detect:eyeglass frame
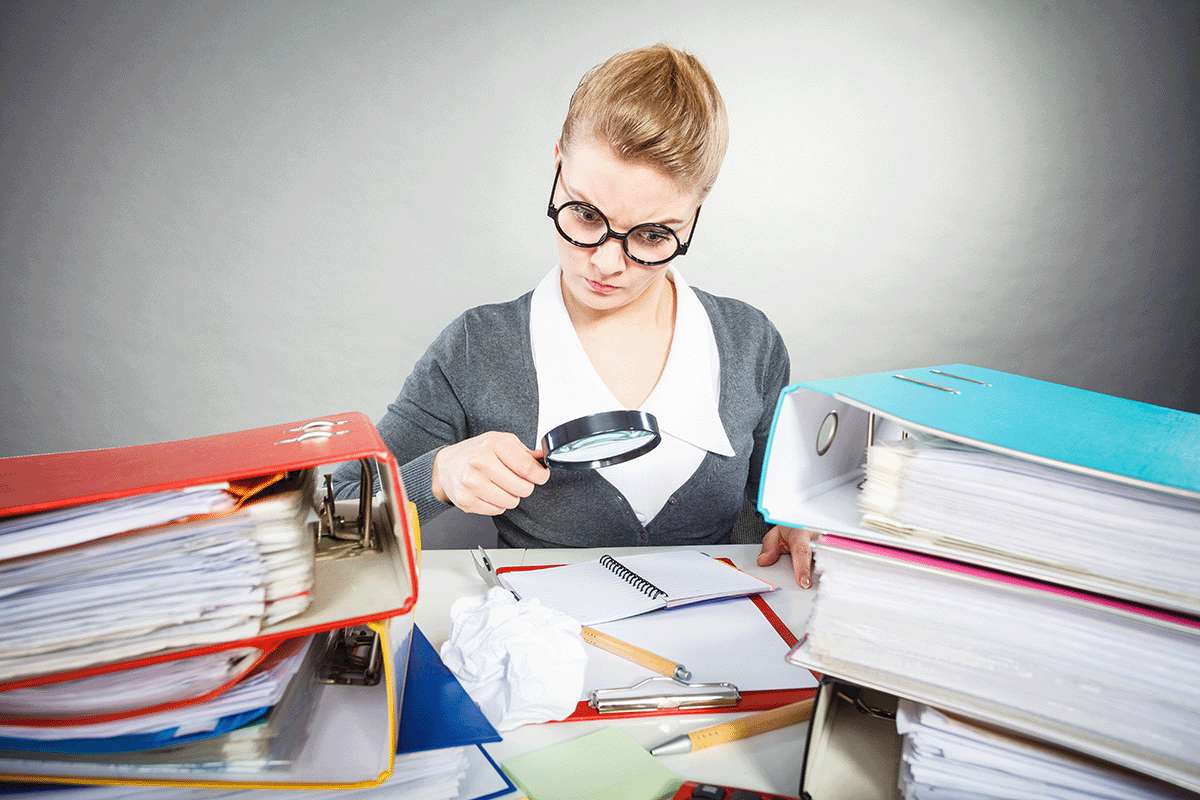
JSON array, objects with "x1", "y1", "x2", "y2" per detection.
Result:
[{"x1": 546, "y1": 162, "x2": 702, "y2": 267}]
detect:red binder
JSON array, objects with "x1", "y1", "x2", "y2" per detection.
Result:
[{"x1": 0, "y1": 412, "x2": 419, "y2": 688}]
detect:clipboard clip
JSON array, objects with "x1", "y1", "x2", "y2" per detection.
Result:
[
  {"x1": 587, "y1": 675, "x2": 741, "y2": 714},
  {"x1": 317, "y1": 626, "x2": 383, "y2": 686},
  {"x1": 315, "y1": 460, "x2": 377, "y2": 560}
]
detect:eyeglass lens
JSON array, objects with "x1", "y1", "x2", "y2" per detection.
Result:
[{"x1": 556, "y1": 203, "x2": 680, "y2": 265}]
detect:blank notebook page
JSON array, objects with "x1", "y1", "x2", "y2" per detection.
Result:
[
  {"x1": 498, "y1": 560, "x2": 663, "y2": 625},
  {"x1": 614, "y1": 550, "x2": 774, "y2": 605}
]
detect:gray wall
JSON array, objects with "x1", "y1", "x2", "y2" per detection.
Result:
[{"x1": 3, "y1": 0, "x2": 1198, "y2": 466}]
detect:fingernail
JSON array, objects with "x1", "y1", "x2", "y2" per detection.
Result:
[{"x1": 800, "y1": 577, "x2": 812, "y2": 589}]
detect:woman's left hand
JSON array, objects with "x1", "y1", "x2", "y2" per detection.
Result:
[{"x1": 756, "y1": 526, "x2": 818, "y2": 588}]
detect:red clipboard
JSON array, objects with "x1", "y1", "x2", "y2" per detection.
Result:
[{"x1": 496, "y1": 560, "x2": 818, "y2": 721}]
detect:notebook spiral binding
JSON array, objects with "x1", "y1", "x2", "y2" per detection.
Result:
[{"x1": 599, "y1": 554, "x2": 667, "y2": 600}]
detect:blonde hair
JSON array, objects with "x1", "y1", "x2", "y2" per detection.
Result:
[{"x1": 560, "y1": 44, "x2": 729, "y2": 194}]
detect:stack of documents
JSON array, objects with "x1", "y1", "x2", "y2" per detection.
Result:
[
  {"x1": 896, "y1": 700, "x2": 1194, "y2": 800},
  {"x1": 859, "y1": 434, "x2": 1200, "y2": 612},
  {"x1": 790, "y1": 536, "x2": 1200, "y2": 790},
  {"x1": 0, "y1": 412, "x2": 424, "y2": 791},
  {"x1": 0, "y1": 646, "x2": 263, "y2": 721},
  {"x1": 0, "y1": 473, "x2": 314, "y2": 683},
  {"x1": 762, "y1": 364, "x2": 1200, "y2": 795},
  {"x1": 0, "y1": 636, "x2": 317, "y2": 768}
]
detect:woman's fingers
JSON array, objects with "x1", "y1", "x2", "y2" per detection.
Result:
[
  {"x1": 756, "y1": 526, "x2": 787, "y2": 566},
  {"x1": 787, "y1": 530, "x2": 813, "y2": 589},
  {"x1": 496, "y1": 438, "x2": 551, "y2": 486},
  {"x1": 757, "y1": 526, "x2": 816, "y2": 588},
  {"x1": 433, "y1": 431, "x2": 551, "y2": 515}
]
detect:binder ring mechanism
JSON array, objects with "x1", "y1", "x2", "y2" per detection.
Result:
[
  {"x1": 834, "y1": 684, "x2": 896, "y2": 721},
  {"x1": 315, "y1": 460, "x2": 378, "y2": 560},
  {"x1": 275, "y1": 418, "x2": 352, "y2": 445},
  {"x1": 317, "y1": 625, "x2": 383, "y2": 686}
]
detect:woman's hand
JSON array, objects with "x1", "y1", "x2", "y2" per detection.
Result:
[
  {"x1": 431, "y1": 432, "x2": 551, "y2": 515},
  {"x1": 756, "y1": 526, "x2": 818, "y2": 588}
]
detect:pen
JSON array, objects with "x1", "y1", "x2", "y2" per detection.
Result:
[
  {"x1": 648, "y1": 698, "x2": 814, "y2": 755},
  {"x1": 580, "y1": 626, "x2": 692, "y2": 682}
]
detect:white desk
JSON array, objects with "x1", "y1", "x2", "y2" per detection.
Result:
[{"x1": 413, "y1": 544, "x2": 815, "y2": 798}]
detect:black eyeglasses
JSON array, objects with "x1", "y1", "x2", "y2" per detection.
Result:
[{"x1": 546, "y1": 163, "x2": 701, "y2": 267}]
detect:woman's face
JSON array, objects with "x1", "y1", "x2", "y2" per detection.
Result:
[{"x1": 553, "y1": 137, "x2": 701, "y2": 315}]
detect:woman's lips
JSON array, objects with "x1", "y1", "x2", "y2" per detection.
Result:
[{"x1": 586, "y1": 278, "x2": 618, "y2": 295}]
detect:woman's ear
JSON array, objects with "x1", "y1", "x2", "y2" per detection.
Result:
[{"x1": 553, "y1": 139, "x2": 561, "y2": 163}]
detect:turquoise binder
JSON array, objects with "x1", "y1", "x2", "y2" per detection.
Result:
[{"x1": 757, "y1": 363, "x2": 1200, "y2": 612}]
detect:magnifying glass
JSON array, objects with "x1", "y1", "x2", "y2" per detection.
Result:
[{"x1": 541, "y1": 410, "x2": 661, "y2": 470}]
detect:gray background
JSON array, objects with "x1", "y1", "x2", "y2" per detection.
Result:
[{"x1": 3, "y1": 1, "x2": 1197, "y2": 472}]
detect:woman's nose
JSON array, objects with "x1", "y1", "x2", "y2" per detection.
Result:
[{"x1": 590, "y1": 238, "x2": 626, "y2": 278}]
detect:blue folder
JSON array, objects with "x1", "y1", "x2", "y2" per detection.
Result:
[
  {"x1": 756, "y1": 363, "x2": 1200, "y2": 612},
  {"x1": 763, "y1": 363, "x2": 1199, "y2": 500},
  {"x1": 398, "y1": 626, "x2": 501, "y2": 754}
]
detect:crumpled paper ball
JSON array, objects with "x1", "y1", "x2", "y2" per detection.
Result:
[{"x1": 439, "y1": 586, "x2": 587, "y2": 731}]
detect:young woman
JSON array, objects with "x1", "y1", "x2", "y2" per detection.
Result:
[{"x1": 334, "y1": 44, "x2": 814, "y2": 586}]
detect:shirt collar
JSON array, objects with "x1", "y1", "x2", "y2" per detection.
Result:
[{"x1": 530, "y1": 265, "x2": 735, "y2": 457}]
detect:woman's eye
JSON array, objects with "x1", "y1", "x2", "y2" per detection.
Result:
[
  {"x1": 637, "y1": 229, "x2": 669, "y2": 245},
  {"x1": 571, "y1": 206, "x2": 601, "y2": 224}
]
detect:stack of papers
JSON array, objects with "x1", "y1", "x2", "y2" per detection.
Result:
[
  {"x1": 795, "y1": 538, "x2": 1200, "y2": 785},
  {"x1": 0, "y1": 646, "x2": 262, "y2": 720},
  {"x1": 0, "y1": 473, "x2": 315, "y2": 682},
  {"x1": 0, "y1": 486, "x2": 235, "y2": 561},
  {"x1": 897, "y1": 701, "x2": 1194, "y2": 800},
  {"x1": 859, "y1": 435, "x2": 1200, "y2": 611},
  {"x1": 0, "y1": 636, "x2": 315, "y2": 761}
]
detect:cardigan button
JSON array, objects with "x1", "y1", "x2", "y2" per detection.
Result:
[{"x1": 668, "y1": 495, "x2": 679, "y2": 505}]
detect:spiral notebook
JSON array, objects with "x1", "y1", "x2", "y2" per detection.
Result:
[{"x1": 496, "y1": 550, "x2": 775, "y2": 625}]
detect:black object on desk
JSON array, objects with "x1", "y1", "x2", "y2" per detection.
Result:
[{"x1": 673, "y1": 780, "x2": 802, "y2": 800}]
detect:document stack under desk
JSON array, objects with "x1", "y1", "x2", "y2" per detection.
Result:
[
  {"x1": 757, "y1": 365, "x2": 1200, "y2": 798},
  {"x1": 0, "y1": 414, "x2": 421, "y2": 791}
]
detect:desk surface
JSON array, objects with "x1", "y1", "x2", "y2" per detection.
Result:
[{"x1": 414, "y1": 544, "x2": 815, "y2": 798}]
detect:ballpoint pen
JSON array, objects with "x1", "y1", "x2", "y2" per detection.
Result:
[
  {"x1": 648, "y1": 698, "x2": 815, "y2": 755},
  {"x1": 580, "y1": 626, "x2": 692, "y2": 682}
]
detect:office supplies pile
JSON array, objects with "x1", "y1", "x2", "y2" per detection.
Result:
[
  {"x1": 0, "y1": 413, "x2": 423, "y2": 791},
  {"x1": 758, "y1": 365, "x2": 1200, "y2": 797}
]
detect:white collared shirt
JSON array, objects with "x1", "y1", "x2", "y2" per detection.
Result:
[{"x1": 530, "y1": 265, "x2": 735, "y2": 525}]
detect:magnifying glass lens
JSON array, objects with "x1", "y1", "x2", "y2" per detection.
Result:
[
  {"x1": 548, "y1": 429, "x2": 657, "y2": 463},
  {"x1": 541, "y1": 410, "x2": 662, "y2": 470}
]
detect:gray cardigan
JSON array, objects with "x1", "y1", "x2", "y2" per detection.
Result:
[{"x1": 332, "y1": 287, "x2": 789, "y2": 548}]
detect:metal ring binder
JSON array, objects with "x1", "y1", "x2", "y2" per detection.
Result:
[
  {"x1": 834, "y1": 686, "x2": 896, "y2": 721},
  {"x1": 317, "y1": 627, "x2": 383, "y2": 686},
  {"x1": 816, "y1": 411, "x2": 838, "y2": 456},
  {"x1": 316, "y1": 461, "x2": 376, "y2": 559}
]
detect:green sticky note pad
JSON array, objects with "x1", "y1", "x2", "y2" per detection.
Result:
[{"x1": 502, "y1": 728, "x2": 681, "y2": 800}]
